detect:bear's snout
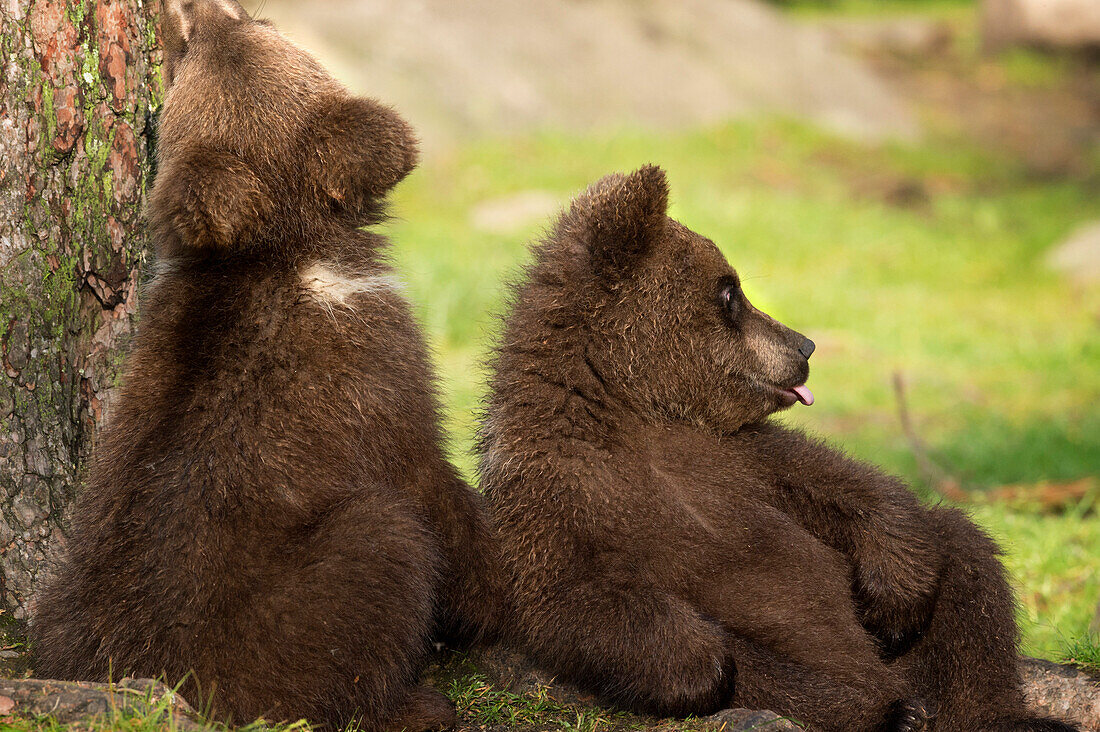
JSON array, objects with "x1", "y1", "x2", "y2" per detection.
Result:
[{"x1": 798, "y1": 338, "x2": 815, "y2": 360}]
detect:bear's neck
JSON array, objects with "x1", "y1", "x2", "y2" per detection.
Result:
[{"x1": 486, "y1": 322, "x2": 640, "y2": 450}]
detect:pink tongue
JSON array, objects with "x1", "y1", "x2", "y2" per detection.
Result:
[{"x1": 790, "y1": 384, "x2": 814, "y2": 406}]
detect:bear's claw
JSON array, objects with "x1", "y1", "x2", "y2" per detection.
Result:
[{"x1": 881, "y1": 698, "x2": 931, "y2": 732}]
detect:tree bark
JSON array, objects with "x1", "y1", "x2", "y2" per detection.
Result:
[{"x1": 0, "y1": 0, "x2": 160, "y2": 618}]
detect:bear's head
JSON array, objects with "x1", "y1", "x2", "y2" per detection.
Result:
[
  {"x1": 540, "y1": 165, "x2": 815, "y2": 432},
  {"x1": 151, "y1": 0, "x2": 418, "y2": 256}
]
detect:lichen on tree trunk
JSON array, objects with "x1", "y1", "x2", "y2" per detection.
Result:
[{"x1": 0, "y1": 0, "x2": 160, "y2": 618}]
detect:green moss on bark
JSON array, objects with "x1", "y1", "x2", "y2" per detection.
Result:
[{"x1": 0, "y1": 0, "x2": 162, "y2": 616}]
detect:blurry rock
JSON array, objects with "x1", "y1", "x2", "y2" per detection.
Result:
[
  {"x1": 0, "y1": 677, "x2": 203, "y2": 729},
  {"x1": 982, "y1": 0, "x2": 1100, "y2": 51},
  {"x1": 1047, "y1": 221, "x2": 1100, "y2": 284},
  {"x1": 1020, "y1": 656, "x2": 1100, "y2": 730},
  {"x1": 471, "y1": 191, "x2": 560, "y2": 234},
  {"x1": 706, "y1": 707, "x2": 802, "y2": 730},
  {"x1": 245, "y1": 0, "x2": 917, "y2": 152},
  {"x1": 818, "y1": 17, "x2": 954, "y2": 57}
]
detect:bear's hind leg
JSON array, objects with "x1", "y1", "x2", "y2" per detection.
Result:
[
  {"x1": 30, "y1": 571, "x2": 107, "y2": 682},
  {"x1": 418, "y1": 472, "x2": 505, "y2": 647},
  {"x1": 896, "y1": 508, "x2": 1079, "y2": 732},
  {"x1": 206, "y1": 493, "x2": 447, "y2": 731},
  {"x1": 726, "y1": 634, "x2": 930, "y2": 732},
  {"x1": 519, "y1": 583, "x2": 735, "y2": 717},
  {"x1": 696, "y1": 503, "x2": 920, "y2": 732},
  {"x1": 386, "y1": 685, "x2": 456, "y2": 732}
]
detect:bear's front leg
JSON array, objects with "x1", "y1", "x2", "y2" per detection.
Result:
[
  {"x1": 733, "y1": 423, "x2": 943, "y2": 658},
  {"x1": 849, "y1": 529, "x2": 941, "y2": 659}
]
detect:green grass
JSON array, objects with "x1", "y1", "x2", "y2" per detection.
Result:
[
  {"x1": 974, "y1": 502, "x2": 1100, "y2": 658},
  {"x1": 1061, "y1": 634, "x2": 1100, "y2": 676},
  {"x1": 443, "y1": 671, "x2": 632, "y2": 731},
  {"x1": 776, "y1": 0, "x2": 974, "y2": 17},
  {"x1": 997, "y1": 47, "x2": 1076, "y2": 89},
  {"x1": 383, "y1": 119, "x2": 1100, "y2": 662},
  {"x1": 438, "y1": 660, "x2": 796, "y2": 731}
]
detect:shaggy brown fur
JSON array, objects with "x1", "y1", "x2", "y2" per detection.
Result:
[
  {"x1": 30, "y1": 2, "x2": 498, "y2": 728},
  {"x1": 479, "y1": 165, "x2": 1079, "y2": 732}
]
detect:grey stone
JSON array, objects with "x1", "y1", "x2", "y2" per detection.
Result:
[
  {"x1": 706, "y1": 708, "x2": 803, "y2": 730},
  {"x1": 1020, "y1": 656, "x2": 1100, "y2": 730},
  {"x1": 817, "y1": 16, "x2": 954, "y2": 56},
  {"x1": 247, "y1": 0, "x2": 917, "y2": 150},
  {"x1": 471, "y1": 191, "x2": 560, "y2": 235},
  {"x1": 1047, "y1": 221, "x2": 1100, "y2": 285},
  {"x1": 982, "y1": 0, "x2": 1100, "y2": 50}
]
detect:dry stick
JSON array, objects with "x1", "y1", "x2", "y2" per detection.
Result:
[{"x1": 891, "y1": 371, "x2": 964, "y2": 499}]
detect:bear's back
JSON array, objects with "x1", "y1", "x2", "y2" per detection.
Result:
[{"x1": 59, "y1": 243, "x2": 441, "y2": 617}]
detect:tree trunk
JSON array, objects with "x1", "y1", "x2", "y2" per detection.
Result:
[{"x1": 0, "y1": 0, "x2": 160, "y2": 619}]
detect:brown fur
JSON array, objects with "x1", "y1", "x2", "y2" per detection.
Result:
[
  {"x1": 30, "y1": 2, "x2": 498, "y2": 728},
  {"x1": 479, "y1": 165, "x2": 1079, "y2": 732}
]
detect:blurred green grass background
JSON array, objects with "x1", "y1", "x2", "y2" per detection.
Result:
[{"x1": 382, "y1": 120, "x2": 1099, "y2": 661}]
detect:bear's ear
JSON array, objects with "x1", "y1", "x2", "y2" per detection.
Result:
[
  {"x1": 149, "y1": 147, "x2": 273, "y2": 254},
  {"x1": 310, "y1": 95, "x2": 419, "y2": 214},
  {"x1": 163, "y1": 0, "x2": 249, "y2": 86},
  {"x1": 572, "y1": 165, "x2": 669, "y2": 280}
]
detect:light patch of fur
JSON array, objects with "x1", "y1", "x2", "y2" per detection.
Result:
[
  {"x1": 214, "y1": 0, "x2": 243, "y2": 19},
  {"x1": 746, "y1": 328, "x2": 788, "y2": 378},
  {"x1": 152, "y1": 258, "x2": 181, "y2": 278},
  {"x1": 143, "y1": 259, "x2": 181, "y2": 301},
  {"x1": 167, "y1": 0, "x2": 193, "y2": 41},
  {"x1": 167, "y1": 0, "x2": 243, "y2": 41},
  {"x1": 301, "y1": 262, "x2": 401, "y2": 315}
]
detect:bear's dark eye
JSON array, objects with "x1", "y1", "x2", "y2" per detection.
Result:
[{"x1": 717, "y1": 277, "x2": 741, "y2": 321}]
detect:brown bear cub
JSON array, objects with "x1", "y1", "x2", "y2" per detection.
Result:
[
  {"x1": 480, "y1": 165, "x2": 1078, "y2": 732},
  {"x1": 31, "y1": 1, "x2": 498, "y2": 728}
]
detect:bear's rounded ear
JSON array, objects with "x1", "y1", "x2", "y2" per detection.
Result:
[
  {"x1": 149, "y1": 148, "x2": 273, "y2": 254},
  {"x1": 311, "y1": 95, "x2": 419, "y2": 215},
  {"x1": 163, "y1": 0, "x2": 249, "y2": 86},
  {"x1": 572, "y1": 165, "x2": 669, "y2": 280}
]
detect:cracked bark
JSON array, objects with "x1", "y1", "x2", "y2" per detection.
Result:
[{"x1": 0, "y1": 0, "x2": 160, "y2": 618}]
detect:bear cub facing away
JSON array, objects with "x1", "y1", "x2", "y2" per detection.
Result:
[
  {"x1": 480, "y1": 165, "x2": 1078, "y2": 732},
  {"x1": 31, "y1": 1, "x2": 497, "y2": 728}
]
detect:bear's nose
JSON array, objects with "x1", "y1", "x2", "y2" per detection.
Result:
[{"x1": 798, "y1": 338, "x2": 815, "y2": 360}]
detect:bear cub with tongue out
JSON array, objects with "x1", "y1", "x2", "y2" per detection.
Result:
[{"x1": 480, "y1": 165, "x2": 1078, "y2": 732}]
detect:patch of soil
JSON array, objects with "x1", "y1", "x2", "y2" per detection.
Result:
[{"x1": 819, "y1": 14, "x2": 1100, "y2": 181}]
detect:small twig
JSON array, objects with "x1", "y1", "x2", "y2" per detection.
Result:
[{"x1": 892, "y1": 371, "x2": 963, "y2": 499}]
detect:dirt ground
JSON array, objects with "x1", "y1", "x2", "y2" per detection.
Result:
[{"x1": 818, "y1": 14, "x2": 1100, "y2": 180}]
